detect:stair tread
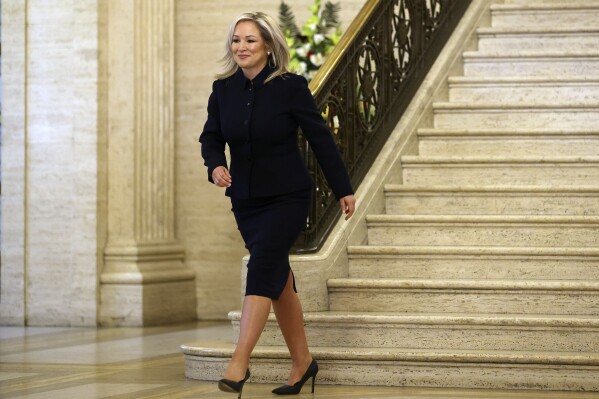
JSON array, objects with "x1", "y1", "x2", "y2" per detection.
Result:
[
  {"x1": 181, "y1": 343, "x2": 599, "y2": 365},
  {"x1": 384, "y1": 184, "x2": 599, "y2": 192},
  {"x1": 366, "y1": 214, "x2": 599, "y2": 223},
  {"x1": 433, "y1": 101, "x2": 599, "y2": 109},
  {"x1": 327, "y1": 278, "x2": 599, "y2": 291},
  {"x1": 463, "y1": 50, "x2": 599, "y2": 58},
  {"x1": 491, "y1": 3, "x2": 599, "y2": 11},
  {"x1": 228, "y1": 310, "x2": 599, "y2": 327},
  {"x1": 478, "y1": 26, "x2": 599, "y2": 35},
  {"x1": 348, "y1": 245, "x2": 599, "y2": 256},
  {"x1": 401, "y1": 155, "x2": 599, "y2": 163},
  {"x1": 417, "y1": 128, "x2": 599, "y2": 136},
  {"x1": 447, "y1": 76, "x2": 599, "y2": 84}
]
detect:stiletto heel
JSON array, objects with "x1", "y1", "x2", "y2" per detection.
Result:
[
  {"x1": 218, "y1": 369, "x2": 250, "y2": 399},
  {"x1": 272, "y1": 359, "x2": 318, "y2": 395}
]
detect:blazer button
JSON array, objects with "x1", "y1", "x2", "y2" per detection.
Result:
[{"x1": 244, "y1": 120, "x2": 248, "y2": 125}]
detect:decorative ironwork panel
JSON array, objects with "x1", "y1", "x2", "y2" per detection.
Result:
[
  {"x1": 424, "y1": 0, "x2": 444, "y2": 41},
  {"x1": 293, "y1": 0, "x2": 472, "y2": 253},
  {"x1": 356, "y1": 32, "x2": 383, "y2": 132},
  {"x1": 392, "y1": 0, "x2": 414, "y2": 86}
]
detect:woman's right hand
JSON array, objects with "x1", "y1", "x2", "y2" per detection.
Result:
[{"x1": 212, "y1": 166, "x2": 232, "y2": 187}]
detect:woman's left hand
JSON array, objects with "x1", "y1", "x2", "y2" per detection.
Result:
[{"x1": 339, "y1": 195, "x2": 356, "y2": 221}]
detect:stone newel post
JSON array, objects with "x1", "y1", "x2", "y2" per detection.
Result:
[{"x1": 100, "y1": 0, "x2": 196, "y2": 326}]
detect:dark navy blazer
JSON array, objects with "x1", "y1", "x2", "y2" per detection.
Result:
[{"x1": 199, "y1": 65, "x2": 353, "y2": 200}]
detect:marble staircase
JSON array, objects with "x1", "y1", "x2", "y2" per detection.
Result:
[{"x1": 182, "y1": 1, "x2": 599, "y2": 390}]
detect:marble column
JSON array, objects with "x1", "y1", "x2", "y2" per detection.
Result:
[{"x1": 100, "y1": 0, "x2": 196, "y2": 326}]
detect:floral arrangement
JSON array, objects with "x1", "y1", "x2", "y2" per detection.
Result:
[{"x1": 279, "y1": 0, "x2": 342, "y2": 81}]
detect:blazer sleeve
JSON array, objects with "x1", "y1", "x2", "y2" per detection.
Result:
[
  {"x1": 290, "y1": 76, "x2": 354, "y2": 200},
  {"x1": 199, "y1": 80, "x2": 228, "y2": 183}
]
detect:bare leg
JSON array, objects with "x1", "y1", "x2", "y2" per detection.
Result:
[
  {"x1": 272, "y1": 271, "x2": 313, "y2": 385},
  {"x1": 224, "y1": 295, "x2": 271, "y2": 381}
]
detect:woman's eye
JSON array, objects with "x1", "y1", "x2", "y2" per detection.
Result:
[{"x1": 232, "y1": 39, "x2": 240, "y2": 43}]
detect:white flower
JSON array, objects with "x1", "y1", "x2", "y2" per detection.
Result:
[
  {"x1": 309, "y1": 23, "x2": 317, "y2": 32},
  {"x1": 313, "y1": 33, "x2": 325, "y2": 45},
  {"x1": 296, "y1": 47, "x2": 307, "y2": 58},
  {"x1": 309, "y1": 52, "x2": 325, "y2": 67},
  {"x1": 296, "y1": 43, "x2": 311, "y2": 58},
  {"x1": 297, "y1": 62, "x2": 307, "y2": 74}
]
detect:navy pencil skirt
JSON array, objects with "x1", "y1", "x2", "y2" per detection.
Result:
[{"x1": 231, "y1": 188, "x2": 311, "y2": 299}]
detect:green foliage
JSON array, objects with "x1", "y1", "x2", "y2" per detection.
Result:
[
  {"x1": 278, "y1": 0, "x2": 342, "y2": 81},
  {"x1": 322, "y1": 2, "x2": 341, "y2": 29},
  {"x1": 279, "y1": 1, "x2": 300, "y2": 38}
]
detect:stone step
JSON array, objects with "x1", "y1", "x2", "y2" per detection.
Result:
[
  {"x1": 366, "y1": 214, "x2": 599, "y2": 247},
  {"x1": 347, "y1": 245, "x2": 599, "y2": 280},
  {"x1": 401, "y1": 156, "x2": 599, "y2": 186},
  {"x1": 384, "y1": 184, "x2": 599, "y2": 215},
  {"x1": 228, "y1": 310, "x2": 599, "y2": 353},
  {"x1": 462, "y1": 51, "x2": 599, "y2": 77},
  {"x1": 447, "y1": 76, "x2": 599, "y2": 105},
  {"x1": 476, "y1": 27, "x2": 599, "y2": 52},
  {"x1": 417, "y1": 128, "x2": 599, "y2": 157},
  {"x1": 505, "y1": 0, "x2": 599, "y2": 4},
  {"x1": 490, "y1": 4, "x2": 599, "y2": 29},
  {"x1": 181, "y1": 344, "x2": 599, "y2": 390},
  {"x1": 433, "y1": 102, "x2": 599, "y2": 130},
  {"x1": 327, "y1": 278, "x2": 599, "y2": 315}
]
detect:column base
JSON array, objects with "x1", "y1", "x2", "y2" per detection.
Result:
[
  {"x1": 100, "y1": 279, "x2": 196, "y2": 326},
  {"x1": 100, "y1": 243, "x2": 196, "y2": 326}
]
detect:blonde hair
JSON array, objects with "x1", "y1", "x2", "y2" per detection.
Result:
[{"x1": 216, "y1": 11, "x2": 290, "y2": 83}]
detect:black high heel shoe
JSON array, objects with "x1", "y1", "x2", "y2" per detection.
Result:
[
  {"x1": 218, "y1": 369, "x2": 250, "y2": 399},
  {"x1": 272, "y1": 359, "x2": 318, "y2": 395}
]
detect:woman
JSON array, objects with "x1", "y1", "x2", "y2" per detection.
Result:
[{"x1": 199, "y1": 11, "x2": 356, "y2": 397}]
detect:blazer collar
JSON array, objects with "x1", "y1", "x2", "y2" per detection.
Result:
[{"x1": 234, "y1": 64, "x2": 275, "y2": 90}]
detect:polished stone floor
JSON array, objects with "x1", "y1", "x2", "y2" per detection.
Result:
[{"x1": 1, "y1": 321, "x2": 598, "y2": 399}]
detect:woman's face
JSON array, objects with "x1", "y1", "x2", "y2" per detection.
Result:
[{"x1": 231, "y1": 21, "x2": 270, "y2": 78}]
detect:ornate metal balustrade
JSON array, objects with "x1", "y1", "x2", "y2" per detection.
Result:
[{"x1": 292, "y1": 0, "x2": 472, "y2": 253}]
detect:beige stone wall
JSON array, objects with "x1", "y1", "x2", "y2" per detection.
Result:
[
  {"x1": 1, "y1": 0, "x2": 104, "y2": 326},
  {"x1": 1, "y1": 0, "x2": 27, "y2": 325},
  {"x1": 175, "y1": 0, "x2": 367, "y2": 319}
]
